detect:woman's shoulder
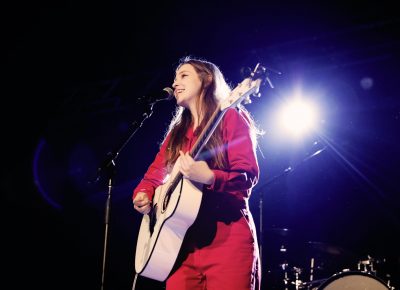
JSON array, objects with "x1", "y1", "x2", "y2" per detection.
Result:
[{"x1": 223, "y1": 107, "x2": 252, "y2": 126}]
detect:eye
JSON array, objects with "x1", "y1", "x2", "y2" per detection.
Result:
[{"x1": 181, "y1": 74, "x2": 188, "y2": 78}]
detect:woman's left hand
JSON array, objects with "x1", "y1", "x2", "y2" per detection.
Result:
[{"x1": 179, "y1": 151, "x2": 215, "y2": 185}]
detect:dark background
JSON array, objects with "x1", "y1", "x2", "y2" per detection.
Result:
[{"x1": 4, "y1": 1, "x2": 399, "y2": 289}]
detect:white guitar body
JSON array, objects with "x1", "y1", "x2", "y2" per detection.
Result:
[{"x1": 135, "y1": 160, "x2": 203, "y2": 281}]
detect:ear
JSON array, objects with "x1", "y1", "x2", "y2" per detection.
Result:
[{"x1": 204, "y1": 74, "x2": 213, "y2": 87}]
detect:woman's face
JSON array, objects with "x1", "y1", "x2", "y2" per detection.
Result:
[{"x1": 172, "y1": 63, "x2": 203, "y2": 108}]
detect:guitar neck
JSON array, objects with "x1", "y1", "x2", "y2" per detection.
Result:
[
  {"x1": 190, "y1": 104, "x2": 227, "y2": 161},
  {"x1": 166, "y1": 105, "x2": 227, "y2": 192}
]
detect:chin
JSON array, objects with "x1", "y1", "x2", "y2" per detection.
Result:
[{"x1": 176, "y1": 99, "x2": 187, "y2": 108}]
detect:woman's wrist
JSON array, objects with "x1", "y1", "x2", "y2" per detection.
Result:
[{"x1": 206, "y1": 170, "x2": 215, "y2": 185}]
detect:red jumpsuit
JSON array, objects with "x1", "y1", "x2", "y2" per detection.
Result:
[{"x1": 133, "y1": 108, "x2": 261, "y2": 290}]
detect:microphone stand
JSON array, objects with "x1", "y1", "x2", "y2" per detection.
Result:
[
  {"x1": 256, "y1": 144, "x2": 326, "y2": 287},
  {"x1": 94, "y1": 98, "x2": 167, "y2": 290}
]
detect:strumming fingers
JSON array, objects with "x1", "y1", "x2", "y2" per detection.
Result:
[{"x1": 135, "y1": 203, "x2": 151, "y2": 214}]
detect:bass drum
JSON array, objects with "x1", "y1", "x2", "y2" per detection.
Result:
[{"x1": 316, "y1": 271, "x2": 389, "y2": 290}]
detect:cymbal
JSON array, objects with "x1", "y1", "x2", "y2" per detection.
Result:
[
  {"x1": 264, "y1": 227, "x2": 291, "y2": 237},
  {"x1": 305, "y1": 241, "x2": 349, "y2": 256}
]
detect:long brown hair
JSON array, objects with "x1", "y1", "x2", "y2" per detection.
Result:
[{"x1": 164, "y1": 56, "x2": 260, "y2": 170}]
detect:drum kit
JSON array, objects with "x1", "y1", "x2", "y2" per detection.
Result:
[
  {"x1": 279, "y1": 256, "x2": 395, "y2": 290},
  {"x1": 263, "y1": 228, "x2": 397, "y2": 290}
]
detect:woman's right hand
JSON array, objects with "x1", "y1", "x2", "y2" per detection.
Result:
[{"x1": 133, "y1": 192, "x2": 151, "y2": 214}]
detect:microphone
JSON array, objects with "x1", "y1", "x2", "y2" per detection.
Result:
[{"x1": 137, "y1": 87, "x2": 174, "y2": 104}]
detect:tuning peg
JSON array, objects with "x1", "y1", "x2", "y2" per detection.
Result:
[
  {"x1": 243, "y1": 96, "x2": 252, "y2": 104},
  {"x1": 265, "y1": 76, "x2": 274, "y2": 89},
  {"x1": 250, "y1": 63, "x2": 262, "y2": 78}
]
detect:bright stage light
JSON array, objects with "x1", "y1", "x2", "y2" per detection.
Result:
[{"x1": 278, "y1": 98, "x2": 318, "y2": 137}]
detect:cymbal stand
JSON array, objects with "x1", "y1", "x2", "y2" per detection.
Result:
[
  {"x1": 280, "y1": 261, "x2": 290, "y2": 290},
  {"x1": 291, "y1": 267, "x2": 303, "y2": 290},
  {"x1": 255, "y1": 144, "x2": 327, "y2": 285}
]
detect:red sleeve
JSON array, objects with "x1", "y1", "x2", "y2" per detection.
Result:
[
  {"x1": 206, "y1": 108, "x2": 259, "y2": 197},
  {"x1": 132, "y1": 133, "x2": 171, "y2": 202}
]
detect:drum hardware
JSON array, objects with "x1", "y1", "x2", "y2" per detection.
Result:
[
  {"x1": 273, "y1": 242, "x2": 398, "y2": 290},
  {"x1": 272, "y1": 242, "x2": 397, "y2": 290},
  {"x1": 278, "y1": 244, "x2": 339, "y2": 290},
  {"x1": 279, "y1": 262, "x2": 307, "y2": 290},
  {"x1": 309, "y1": 257, "x2": 314, "y2": 283},
  {"x1": 356, "y1": 255, "x2": 395, "y2": 289},
  {"x1": 385, "y1": 273, "x2": 395, "y2": 290},
  {"x1": 279, "y1": 244, "x2": 290, "y2": 289},
  {"x1": 301, "y1": 257, "x2": 331, "y2": 290},
  {"x1": 357, "y1": 255, "x2": 378, "y2": 275},
  {"x1": 279, "y1": 262, "x2": 290, "y2": 289},
  {"x1": 291, "y1": 267, "x2": 304, "y2": 290}
]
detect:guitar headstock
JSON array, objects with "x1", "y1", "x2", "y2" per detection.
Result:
[{"x1": 221, "y1": 63, "x2": 269, "y2": 111}]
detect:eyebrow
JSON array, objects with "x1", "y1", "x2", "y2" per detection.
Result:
[
  {"x1": 174, "y1": 70, "x2": 191, "y2": 81},
  {"x1": 176, "y1": 70, "x2": 190, "y2": 75}
]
